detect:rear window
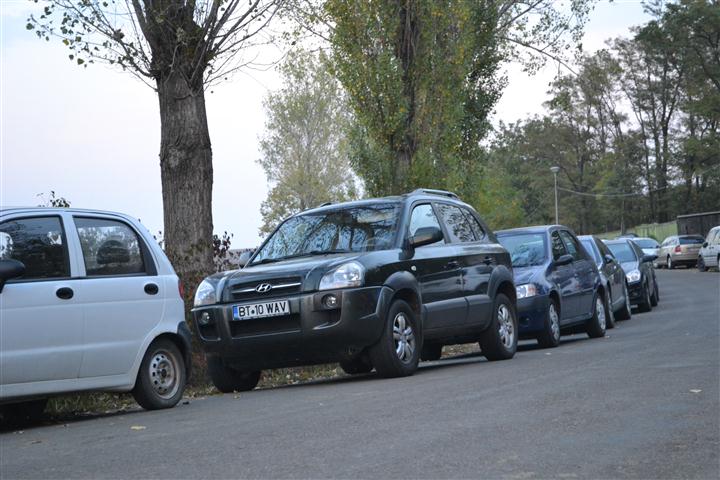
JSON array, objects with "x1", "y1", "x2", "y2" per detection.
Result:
[
  {"x1": 679, "y1": 237, "x2": 703, "y2": 245},
  {"x1": 606, "y1": 242, "x2": 637, "y2": 263},
  {"x1": 634, "y1": 239, "x2": 659, "y2": 249}
]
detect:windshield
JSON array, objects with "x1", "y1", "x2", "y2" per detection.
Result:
[
  {"x1": 679, "y1": 236, "x2": 703, "y2": 245},
  {"x1": 251, "y1": 203, "x2": 400, "y2": 264},
  {"x1": 634, "y1": 239, "x2": 659, "y2": 249},
  {"x1": 606, "y1": 242, "x2": 637, "y2": 263},
  {"x1": 497, "y1": 233, "x2": 547, "y2": 267},
  {"x1": 580, "y1": 239, "x2": 600, "y2": 263}
]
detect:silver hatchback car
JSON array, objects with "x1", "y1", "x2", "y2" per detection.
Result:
[{"x1": 658, "y1": 235, "x2": 705, "y2": 269}]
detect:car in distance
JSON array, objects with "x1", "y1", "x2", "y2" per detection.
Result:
[
  {"x1": 616, "y1": 233, "x2": 639, "y2": 238},
  {"x1": 658, "y1": 235, "x2": 704, "y2": 269},
  {"x1": 495, "y1": 226, "x2": 607, "y2": 348},
  {"x1": 0, "y1": 208, "x2": 191, "y2": 421},
  {"x1": 698, "y1": 226, "x2": 720, "y2": 272},
  {"x1": 578, "y1": 235, "x2": 632, "y2": 324},
  {"x1": 603, "y1": 239, "x2": 658, "y2": 313},
  {"x1": 192, "y1": 189, "x2": 517, "y2": 392},
  {"x1": 631, "y1": 237, "x2": 661, "y2": 268}
]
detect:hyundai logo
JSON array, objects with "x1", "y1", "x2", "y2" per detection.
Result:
[{"x1": 255, "y1": 283, "x2": 273, "y2": 293}]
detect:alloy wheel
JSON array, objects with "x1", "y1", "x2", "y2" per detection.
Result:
[
  {"x1": 393, "y1": 312, "x2": 416, "y2": 363},
  {"x1": 596, "y1": 297, "x2": 606, "y2": 331},
  {"x1": 548, "y1": 303, "x2": 560, "y2": 341},
  {"x1": 497, "y1": 304, "x2": 515, "y2": 349}
]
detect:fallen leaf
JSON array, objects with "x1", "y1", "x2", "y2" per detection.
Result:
[
  {"x1": 130, "y1": 425, "x2": 146, "y2": 431},
  {"x1": 690, "y1": 389, "x2": 702, "y2": 394},
  {"x1": 545, "y1": 353, "x2": 552, "y2": 356}
]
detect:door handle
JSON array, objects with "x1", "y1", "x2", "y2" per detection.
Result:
[
  {"x1": 144, "y1": 283, "x2": 159, "y2": 295},
  {"x1": 56, "y1": 287, "x2": 74, "y2": 300},
  {"x1": 483, "y1": 256, "x2": 494, "y2": 265},
  {"x1": 446, "y1": 260, "x2": 460, "y2": 269}
]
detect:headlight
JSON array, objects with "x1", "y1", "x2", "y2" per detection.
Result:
[
  {"x1": 626, "y1": 269, "x2": 641, "y2": 283},
  {"x1": 516, "y1": 283, "x2": 538, "y2": 299},
  {"x1": 319, "y1": 261, "x2": 365, "y2": 290},
  {"x1": 194, "y1": 279, "x2": 217, "y2": 307}
]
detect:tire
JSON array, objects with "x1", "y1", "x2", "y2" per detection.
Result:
[
  {"x1": 339, "y1": 357, "x2": 373, "y2": 375},
  {"x1": 586, "y1": 292, "x2": 608, "y2": 338},
  {"x1": 667, "y1": 256, "x2": 674, "y2": 269},
  {"x1": 368, "y1": 299, "x2": 421, "y2": 378},
  {"x1": 479, "y1": 293, "x2": 518, "y2": 361},
  {"x1": 0, "y1": 399, "x2": 47, "y2": 426},
  {"x1": 207, "y1": 355, "x2": 261, "y2": 393},
  {"x1": 650, "y1": 279, "x2": 659, "y2": 307},
  {"x1": 132, "y1": 339, "x2": 186, "y2": 410},
  {"x1": 605, "y1": 292, "x2": 617, "y2": 330},
  {"x1": 698, "y1": 256, "x2": 708, "y2": 272},
  {"x1": 537, "y1": 298, "x2": 561, "y2": 348},
  {"x1": 421, "y1": 344, "x2": 443, "y2": 361},
  {"x1": 615, "y1": 282, "x2": 632, "y2": 321},
  {"x1": 637, "y1": 281, "x2": 652, "y2": 313}
]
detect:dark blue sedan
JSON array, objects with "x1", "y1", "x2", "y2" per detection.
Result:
[{"x1": 496, "y1": 226, "x2": 608, "y2": 348}]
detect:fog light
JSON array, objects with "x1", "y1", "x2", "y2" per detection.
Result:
[
  {"x1": 322, "y1": 294, "x2": 339, "y2": 309},
  {"x1": 199, "y1": 311, "x2": 211, "y2": 326}
]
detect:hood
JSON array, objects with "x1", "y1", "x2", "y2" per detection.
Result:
[{"x1": 512, "y1": 265, "x2": 544, "y2": 285}]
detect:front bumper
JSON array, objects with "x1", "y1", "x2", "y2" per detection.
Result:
[
  {"x1": 192, "y1": 286, "x2": 390, "y2": 370},
  {"x1": 516, "y1": 294, "x2": 550, "y2": 337}
]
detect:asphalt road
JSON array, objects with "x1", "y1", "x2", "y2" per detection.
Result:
[{"x1": 1, "y1": 269, "x2": 718, "y2": 479}]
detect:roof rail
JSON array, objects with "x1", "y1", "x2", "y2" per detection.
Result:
[
  {"x1": 317, "y1": 201, "x2": 333, "y2": 208},
  {"x1": 411, "y1": 188, "x2": 459, "y2": 199}
]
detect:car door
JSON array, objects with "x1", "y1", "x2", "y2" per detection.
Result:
[
  {"x1": 435, "y1": 203, "x2": 497, "y2": 327},
  {"x1": 548, "y1": 230, "x2": 578, "y2": 323},
  {"x1": 66, "y1": 214, "x2": 165, "y2": 378},
  {"x1": 406, "y1": 203, "x2": 465, "y2": 332},
  {"x1": 0, "y1": 214, "x2": 84, "y2": 388},
  {"x1": 559, "y1": 230, "x2": 596, "y2": 317}
]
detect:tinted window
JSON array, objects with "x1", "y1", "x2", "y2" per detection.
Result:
[
  {"x1": 408, "y1": 204, "x2": 444, "y2": 247},
  {"x1": 559, "y1": 231, "x2": 582, "y2": 261},
  {"x1": 606, "y1": 242, "x2": 638, "y2": 263},
  {"x1": 497, "y1": 233, "x2": 547, "y2": 267},
  {"x1": 0, "y1": 216, "x2": 70, "y2": 280},
  {"x1": 551, "y1": 232, "x2": 566, "y2": 260},
  {"x1": 436, "y1": 204, "x2": 475, "y2": 243},
  {"x1": 679, "y1": 236, "x2": 704, "y2": 245},
  {"x1": 461, "y1": 208, "x2": 486, "y2": 240},
  {"x1": 580, "y1": 238, "x2": 600, "y2": 263},
  {"x1": 253, "y1": 203, "x2": 401, "y2": 264},
  {"x1": 75, "y1": 217, "x2": 146, "y2": 276}
]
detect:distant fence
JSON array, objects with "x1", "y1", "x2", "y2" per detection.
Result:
[{"x1": 597, "y1": 221, "x2": 677, "y2": 241}]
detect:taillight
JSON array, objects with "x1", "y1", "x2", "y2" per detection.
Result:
[
  {"x1": 674, "y1": 245, "x2": 682, "y2": 253},
  {"x1": 178, "y1": 279, "x2": 185, "y2": 299}
]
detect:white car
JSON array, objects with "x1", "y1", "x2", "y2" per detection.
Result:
[
  {"x1": 631, "y1": 237, "x2": 661, "y2": 267},
  {"x1": 698, "y1": 226, "x2": 720, "y2": 272},
  {"x1": 0, "y1": 208, "x2": 190, "y2": 420}
]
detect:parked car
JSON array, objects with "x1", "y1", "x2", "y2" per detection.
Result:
[
  {"x1": 698, "y1": 226, "x2": 720, "y2": 272},
  {"x1": 578, "y1": 235, "x2": 632, "y2": 324},
  {"x1": 0, "y1": 208, "x2": 191, "y2": 421},
  {"x1": 603, "y1": 239, "x2": 658, "y2": 313},
  {"x1": 631, "y1": 237, "x2": 661, "y2": 267},
  {"x1": 658, "y1": 235, "x2": 704, "y2": 269},
  {"x1": 494, "y1": 226, "x2": 607, "y2": 349},
  {"x1": 192, "y1": 189, "x2": 517, "y2": 392},
  {"x1": 616, "y1": 233, "x2": 639, "y2": 238}
]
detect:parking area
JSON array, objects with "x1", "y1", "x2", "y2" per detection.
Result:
[{"x1": 1, "y1": 268, "x2": 718, "y2": 479}]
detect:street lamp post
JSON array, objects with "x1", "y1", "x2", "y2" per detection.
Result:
[{"x1": 550, "y1": 166, "x2": 560, "y2": 224}]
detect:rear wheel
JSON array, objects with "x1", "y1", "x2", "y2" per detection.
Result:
[
  {"x1": 339, "y1": 357, "x2": 373, "y2": 375},
  {"x1": 586, "y1": 293, "x2": 608, "y2": 338},
  {"x1": 479, "y1": 293, "x2": 518, "y2": 361},
  {"x1": 637, "y1": 281, "x2": 652, "y2": 313},
  {"x1": 421, "y1": 344, "x2": 443, "y2": 361},
  {"x1": 615, "y1": 282, "x2": 632, "y2": 321},
  {"x1": 132, "y1": 339, "x2": 186, "y2": 410},
  {"x1": 666, "y1": 256, "x2": 674, "y2": 269},
  {"x1": 207, "y1": 356, "x2": 261, "y2": 393},
  {"x1": 369, "y1": 300, "x2": 421, "y2": 378},
  {"x1": 537, "y1": 299, "x2": 561, "y2": 348}
]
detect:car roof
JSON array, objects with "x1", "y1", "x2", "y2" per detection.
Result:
[
  {"x1": 0, "y1": 206, "x2": 138, "y2": 220},
  {"x1": 297, "y1": 190, "x2": 472, "y2": 216},
  {"x1": 496, "y1": 225, "x2": 565, "y2": 235}
]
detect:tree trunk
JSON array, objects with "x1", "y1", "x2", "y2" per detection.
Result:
[{"x1": 157, "y1": 71, "x2": 214, "y2": 281}]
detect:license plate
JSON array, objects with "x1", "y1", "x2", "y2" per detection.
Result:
[{"x1": 233, "y1": 300, "x2": 290, "y2": 320}]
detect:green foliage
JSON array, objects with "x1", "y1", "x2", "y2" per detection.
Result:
[{"x1": 257, "y1": 49, "x2": 358, "y2": 235}]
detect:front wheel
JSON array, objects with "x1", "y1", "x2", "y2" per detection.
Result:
[
  {"x1": 207, "y1": 356, "x2": 261, "y2": 393},
  {"x1": 368, "y1": 299, "x2": 421, "y2": 378},
  {"x1": 536, "y1": 299, "x2": 560, "y2": 348},
  {"x1": 586, "y1": 293, "x2": 608, "y2": 338},
  {"x1": 637, "y1": 281, "x2": 652, "y2": 313},
  {"x1": 650, "y1": 279, "x2": 659, "y2": 306},
  {"x1": 479, "y1": 293, "x2": 518, "y2": 361},
  {"x1": 132, "y1": 339, "x2": 186, "y2": 410},
  {"x1": 615, "y1": 282, "x2": 632, "y2": 321}
]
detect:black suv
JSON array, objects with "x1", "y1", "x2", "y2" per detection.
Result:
[{"x1": 192, "y1": 189, "x2": 517, "y2": 392}]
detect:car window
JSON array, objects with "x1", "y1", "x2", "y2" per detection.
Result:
[
  {"x1": 679, "y1": 236, "x2": 704, "y2": 245},
  {"x1": 559, "y1": 231, "x2": 583, "y2": 261},
  {"x1": 634, "y1": 239, "x2": 659, "y2": 249},
  {"x1": 461, "y1": 208, "x2": 486, "y2": 241},
  {"x1": 551, "y1": 231, "x2": 566, "y2": 260},
  {"x1": 597, "y1": 239, "x2": 614, "y2": 259},
  {"x1": 580, "y1": 238, "x2": 600, "y2": 263},
  {"x1": 496, "y1": 233, "x2": 548, "y2": 267},
  {"x1": 0, "y1": 216, "x2": 70, "y2": 280},
  {"x1": 435, "y1": 203, "x2": 475, "y2": 243},
  {"x1": 74, "y1": 217, "x2": 146, "y2": 276},
  {"x1": 606, "y1": 242, "x2": 638, "y2": 263},
  {"x1": 408, "y1": 204, "x2": 444, "y2": 247}
]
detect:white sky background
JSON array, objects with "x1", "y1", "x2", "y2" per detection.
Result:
[{"x1": 0, "y1": 1, "x2": 650, "y2": 247}]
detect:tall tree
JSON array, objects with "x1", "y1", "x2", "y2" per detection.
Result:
[
  {"x1": 257, "y1": 49, "x2": 358, "y2": 235},
  {"x1": 28, "y1": 0, "x2": 283, "y2": 280}
]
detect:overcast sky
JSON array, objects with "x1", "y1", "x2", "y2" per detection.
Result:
[{"x1": 0, "y1": 1, "x2": 650, "y2": 248}]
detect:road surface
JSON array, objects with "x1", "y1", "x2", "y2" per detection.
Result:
[{"x1": 1, "y1": 269, "x2": 719, "y2": 479}]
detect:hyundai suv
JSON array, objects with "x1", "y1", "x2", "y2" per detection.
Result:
[{"x1": 192, "y1": 189, "x2": 517, "y2": 392}]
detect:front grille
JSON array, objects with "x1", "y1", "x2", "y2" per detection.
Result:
[
  {"x1": 229, "y1": 314, "x2": 301, "y2": 337},
  {"x1": 229, "y1": 277, "x2": 303, "y2": 302}
]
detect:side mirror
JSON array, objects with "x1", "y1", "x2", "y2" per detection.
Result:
[
  {"x1": 604, "y1": 254, "x2": 614, "y2": 265},
  {"x1": 0, "y1": 259, "x2": 26, "y2": 293},
  {"x1": 554, "y1": 254, "x2": 574, "y2": 267},
  {"x1": 642, "y1": 254, "x2": 658, "y2": 263},
  {"x1": 237, "y1": 250, "x2": 253, "y2": 268},
  {"x1": 409, "y1": 226, "x2": 443, "y2": 249}
]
